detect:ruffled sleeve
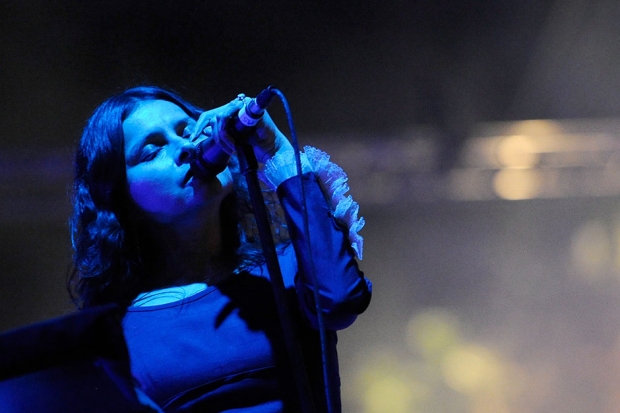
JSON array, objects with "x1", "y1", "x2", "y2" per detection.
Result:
[{"x1": 261, "y1": 146, "x2": 365, "y2": 260}]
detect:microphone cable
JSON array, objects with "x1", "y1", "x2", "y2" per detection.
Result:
[{"x1": 269, "y1": 87, "x2": 335, "y2": 413}]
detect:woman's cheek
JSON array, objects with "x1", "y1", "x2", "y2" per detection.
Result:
[{"x1": 128, "y1": 176, "x2": 171, "y2": 214}]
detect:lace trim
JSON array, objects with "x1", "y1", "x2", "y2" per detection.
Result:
[
  {"x1": 262, "y1": 146, "x2": 365, "y2": 260},
  {"x1": 261, "y1": 148, "x2": 311, "y2": 187}
]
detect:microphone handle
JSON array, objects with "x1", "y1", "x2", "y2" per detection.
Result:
[
  {"x1": 193, "y1": 137, "x2": 230, "y2": 177},
  {"x1": 229, "y1": 86, "x2": 276, "y2": 137}
]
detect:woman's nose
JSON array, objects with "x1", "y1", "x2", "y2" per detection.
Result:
[{"x1": 175, "y1": 140, "x2": 196, "y2": 166}]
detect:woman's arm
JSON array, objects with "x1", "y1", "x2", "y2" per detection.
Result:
[
  {"x1": 197, "y1": 96, "x2": 372, "y2": 329},
  {"x1": 265, "y1": 148, "x2": 372, "y2": 330}
]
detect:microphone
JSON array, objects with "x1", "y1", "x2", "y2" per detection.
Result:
[{"x1": 192, "y1": 86, "x2": 276, "y2": 178}]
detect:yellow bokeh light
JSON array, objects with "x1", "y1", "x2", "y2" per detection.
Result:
[
  {"x1": 350, "y1": 311, "x2": 527, "y2": 413},
  {"x1": 496, "y1": 135, "x2": 540, "y2": 168},
  {"x1": 352, "y1": 349, "x2": 424, "y2": 413},
  {"x1": 441, "y1": 344, "x2": 504, "y2": 395},
  {"x1": 506, "y1": 119, "x2": 563, "y2": 137},
  {"x1": 493, "y1": 169, "x2": 541, "y2": 200},
  {"x1": 364, "y1": 375, "x2": 414, "y2": 413},
  {"x1": 406, "y1": 308, "x2": 460, "y2": 360}
]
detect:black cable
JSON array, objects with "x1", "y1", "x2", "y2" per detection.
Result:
[{"x1": 271, "y1": 88, "x2": 335, "y2": 413}]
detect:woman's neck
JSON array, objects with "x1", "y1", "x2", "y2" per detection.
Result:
[{"x1": 147, "y1": 210, "x2": 231, "y2": 288}]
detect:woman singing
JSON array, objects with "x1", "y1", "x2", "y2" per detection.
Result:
[{"x1": 68, "y1": 86, "x2": 371, "y2": 412}]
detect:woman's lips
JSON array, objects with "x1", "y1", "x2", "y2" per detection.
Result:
[{"x1": 182, "y1": 169, "x2": 194, "y2": 186}]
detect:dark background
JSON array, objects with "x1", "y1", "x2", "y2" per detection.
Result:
[
  {"x1": 2, "y1": 1, "x2": 620, "y2": 411},
  {"x1": 5, "y1": 0, "x2": 620, "y2": 151}
]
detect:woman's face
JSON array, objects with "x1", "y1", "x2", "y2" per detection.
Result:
[{"x1": 122, "y1": 99, "x2": 233, "y2": 226}]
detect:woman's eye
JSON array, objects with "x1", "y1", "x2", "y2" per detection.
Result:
[{"x1": 140, "y1": 146, "x2": 161, "y2": 162}]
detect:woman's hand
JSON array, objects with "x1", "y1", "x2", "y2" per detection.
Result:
[
  {"x1": 248, "y1": 106, "x2": 293, "y2": 163},
  {"x1": 190, "y1": 95, "x2": 292, "y2": 163}
]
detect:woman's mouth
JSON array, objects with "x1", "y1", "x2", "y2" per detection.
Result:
[{"x1": 182, "y1": 169, "x2": 195, "y2": 186}]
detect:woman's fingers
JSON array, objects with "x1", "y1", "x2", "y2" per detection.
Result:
[
  {"x1": 190, "y1": 97, "x2": 245, "y2": 140},
  {"x1": 191, "y1": 94, "x2": 291, "y2": 163},
  {"x1": 250, "y1": 110, "x2": 292, "y2": 163}
]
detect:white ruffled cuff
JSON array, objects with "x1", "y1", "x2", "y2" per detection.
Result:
[
  {"x1": 261, "y1": 148, "x2": 312, "y2": 188},
  {"x1": 261, "y1": 146, "x2": 365, "y2": 260}
]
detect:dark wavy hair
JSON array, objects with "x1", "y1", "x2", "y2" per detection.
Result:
[{"x1": 68, "y1": 86, "x2": 286, "y2": 309}]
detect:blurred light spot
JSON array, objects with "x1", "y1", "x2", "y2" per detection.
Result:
[
  {"x1": 571, "y1": 219, "x2": 612, "y2": 281},
  {"x1": 493, "y1": 169, "x2": 541, "y2": 200},
  {"x1": 496, "y1": 135, "x2": 540, "y2": 168},
  {"x1": 406, "y1": 308, "x2": 460, "y2": 360},
  {"x1": 441, "y1": 344, "x2": 503, "y2": 395},
  {"x1": 507, "y1": 119, "x2": 563, "y2": 138},
  {"x1": 364, "y1": 375, "x2": 414, "y2": 413},
  {"x1": 353, "y1": 349, "x2": 421, "y2": 413}
]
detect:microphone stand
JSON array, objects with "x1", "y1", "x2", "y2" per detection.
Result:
[{"x1": 234, "y1": 140, "x2": 316, "y2": 413}]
